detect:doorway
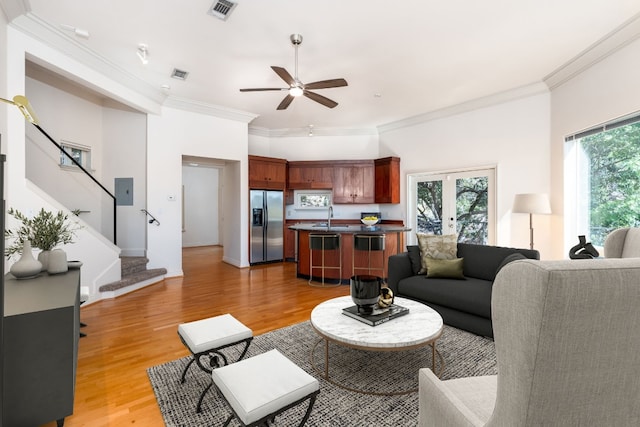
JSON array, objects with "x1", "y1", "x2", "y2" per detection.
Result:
[{"x1": 407, "y1": 168, "x2": 496, "y2": 245}]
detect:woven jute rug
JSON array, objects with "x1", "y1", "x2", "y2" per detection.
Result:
[{"x1": 147, "y1": 321, "x2": 496, "y2": 426}]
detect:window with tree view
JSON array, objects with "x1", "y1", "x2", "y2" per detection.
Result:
[
  {"x1": 571, "y1": 116, "x2": 640, "y2": 246},
  {"x1": 410, "y1": 169, "x2": 495, "y2": 245}
]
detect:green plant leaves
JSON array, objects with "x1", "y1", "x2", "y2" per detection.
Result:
[{"x1": 4, "y1": 207, "x2": 81, "y2": 258}]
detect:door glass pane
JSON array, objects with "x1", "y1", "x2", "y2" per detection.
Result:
[
  {"x1": 456, "y1": 177, "x2": 488, "y2": 244},
  {"x1": 416, "y1": 180, "x2": 443, "y2": 235}
]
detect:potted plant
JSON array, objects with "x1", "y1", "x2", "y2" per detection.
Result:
[{"x1": 5, "y1": 207, "x2": 81, "y2": 273}]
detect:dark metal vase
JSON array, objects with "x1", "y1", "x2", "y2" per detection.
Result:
[{"x1": 350, "y1": 275, "x2": 382, "y2": 314}]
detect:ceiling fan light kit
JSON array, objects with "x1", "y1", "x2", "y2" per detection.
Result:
[{"x1": 240, "y1": 34, "x2": 348, "y2": 110}]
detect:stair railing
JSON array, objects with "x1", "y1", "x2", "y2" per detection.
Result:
[
  {"x1": 141, "y1": 209, "x2": 160, "y2": 226},
  {"x1": 2, "y1": 95, "x2": 118, "y2": 244}
]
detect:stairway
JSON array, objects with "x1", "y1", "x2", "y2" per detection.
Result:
[{"x1": 99, "y1": 256, "x2": 167, "y2": 298}]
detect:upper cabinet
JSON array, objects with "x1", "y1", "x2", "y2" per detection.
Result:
[
  {"x1": 287, "y1": 162, "x2": 333, "y2": 189},
  {"x1": 249, "y1": 155, "x2": 287, "y2": 190},
  {"x1": 332, "y1": 161, "x2": 375, "y2": 204},
  {"x1": 374, "y1": 157, "x2": 400, "y2": 204}
]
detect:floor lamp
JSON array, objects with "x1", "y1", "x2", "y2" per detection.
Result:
[{"x1": 512, "y1": 193, "x2": 551, "y2": 250}]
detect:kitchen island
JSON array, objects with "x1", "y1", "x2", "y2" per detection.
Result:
[{"x1": 289, "y1": 223, "x2": 411, "y2": 283}]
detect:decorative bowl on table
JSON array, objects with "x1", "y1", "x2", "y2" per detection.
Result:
[{"x1": 361, "y1": 217, "x2": 379, "y2": 227}]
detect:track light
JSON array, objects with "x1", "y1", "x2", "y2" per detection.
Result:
[
  {"x1": 308, "y1": 124, "x2": 314, "y2": 137},
  {"x1": 0, "y1": 95, "x2": 39, "y2": 124},
  {"x1": 60, "y1": 24, "x2": 90, "y2": 39},
  {"x1": 137, "y1": 44, "x2": 149, "y2": 65}
]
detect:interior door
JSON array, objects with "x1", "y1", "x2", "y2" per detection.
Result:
[{"x1": 408, "y1": 168, "x2": 495, "y2": 245}]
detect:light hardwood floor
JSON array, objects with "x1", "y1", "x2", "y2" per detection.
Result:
[{"x1": 46, "y1": 246, "x2": 349, "y2": 426}]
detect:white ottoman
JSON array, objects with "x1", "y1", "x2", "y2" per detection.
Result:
[
  {"x1": 212, "y1": 349, "x2": 320, "y2": 427},
  {"x1": 177, "y1": 314, "x2": 253, "y2": 412}
]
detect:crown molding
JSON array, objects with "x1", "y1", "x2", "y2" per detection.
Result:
[
  {"x1": 164, "y1": 96, "x2": 258, "y2": 123},
  {"x1": 0, "y1": 0, "x2": 30, "y2": 22},
  {"x1": 10, "y1": 12, "x2": 167, "y2": 107},
  {"x1": 544, "y1": 12, "x2": 640, "y2": 89},
  {"x1": 248, "y1": 126, "x2": 378, "y2": 138},
  {"x1": 378, "y1": 82, "x2": 549, "y2": 134}
]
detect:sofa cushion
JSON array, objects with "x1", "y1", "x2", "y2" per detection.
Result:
[
  {"x1": 417, "y1": 234, "x2": 458, "y2": 274},
  {"x1": 397, "y1": 275, "x2": 492, "y2": 319},
  {"x1": 426, "y1": 258, "x2": 465, "y2": 279},
  {"x1": 458, "y1": 243, "x2": 539, "y2": 281},
  {"x1": 407, "y1": 245, "x2": 422, "y2": 275}
]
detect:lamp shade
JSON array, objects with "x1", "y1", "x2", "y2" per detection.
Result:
[{"x1": 512, "y1": 193, "x2": 551, "y2": 214}]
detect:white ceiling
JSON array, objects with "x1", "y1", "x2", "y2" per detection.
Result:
[{"x1": 16, "y1": 0, "x2": 640, "y2": 132}]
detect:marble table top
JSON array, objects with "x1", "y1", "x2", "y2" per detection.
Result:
[{"x1": 310, "y1": 296, "x2": 443, "y2": 350}]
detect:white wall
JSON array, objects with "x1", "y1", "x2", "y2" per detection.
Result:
[
  {"x1": 102, "y1": 106, "x2": 147, "y2": 256},
  {"x1": 1, "y1": 9, "x2": 8, "y2": 156},
  {"x1": 25, "y1": 76, "x2": 105, "y2": 232},
  {"x1": 550, "y1": 37, "x2": 640, "y2": 259},
  {"x1": 147, "y1": 106, "x2": 249, "y2": 274},
  {"x1": 379, "y1": 91, "x2": 553, "y2": 257},
  {"x1": 182, "y1": 165, "x2": 220, "y2": 247},
  {"x1": 257, "y1": 133, "x2": 379, "y2": 161}
]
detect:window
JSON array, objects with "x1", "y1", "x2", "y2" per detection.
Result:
[
  {"x1": 295, "y1": 190, "x2": 331, "y2": 209},
  {"x1": 566, "y1": 114, "x2": 640, "y2": 246},
  {"x1": 59, "y1": 141, "x2": 91, "y2": 170},
  {"x1": 407, "y1": 168, "x2": 496, "y2": 245}
]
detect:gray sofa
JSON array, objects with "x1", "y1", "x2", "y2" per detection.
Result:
[{"x1": 388, "y1": 243, "x2": 539, "y2": 337}]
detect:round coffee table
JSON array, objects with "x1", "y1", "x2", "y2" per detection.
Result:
[{"x1": 310, "y1": 295, "x2": 444, "y2": 395}]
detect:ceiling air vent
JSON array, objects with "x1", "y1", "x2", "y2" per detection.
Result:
[
  {"x1": 171, "y1": 68, "x2": 189, "y2": 80},
  {"x1": 208, "y1": 0, "x2": 237, "y2": 21}
]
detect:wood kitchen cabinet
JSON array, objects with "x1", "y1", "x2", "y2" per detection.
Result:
[
  {"x1": 248, "y1": 155, "x2": 287, "y2": 189},
  {"x1": 284, "y1": 222, "x2": 297, "y2": 261},
  {"x1": 374, "y1": 156, "x2": 400, "y2": 203},
  {"x1": 287, "y1": 161, "x2": 333, "y2": 189},
  {"x1": 332, "y1": 161, "x2": 375, "y2": 204}
]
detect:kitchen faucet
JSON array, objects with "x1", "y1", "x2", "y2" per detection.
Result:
[{"x1": 328, "y1": 205, "x2": 333, "y2": 229}]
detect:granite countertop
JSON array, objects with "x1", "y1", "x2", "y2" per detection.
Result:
[{"x1": 288, "y1": 223, "x2": 411, "y2": 233}]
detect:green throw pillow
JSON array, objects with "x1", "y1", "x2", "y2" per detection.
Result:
[{"x1": 425, "y1": 257, "x2": 465, "y2": 279}]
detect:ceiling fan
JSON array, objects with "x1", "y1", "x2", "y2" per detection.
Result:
[{"x1": 240, "y1": 34, "x2": 348, "y2": 110}]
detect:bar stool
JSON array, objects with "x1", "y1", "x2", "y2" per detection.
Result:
[
  {"x1": 309, "y1": 233, "x2": 342, "y2": 286},
  {"x1": 353, "y1": 234, "x2": 386, "y2": 279}
]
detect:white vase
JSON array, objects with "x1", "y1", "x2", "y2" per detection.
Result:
[
  {"x1": 38, "y1": 250, "x2": 50, "y2": 272},
  {"x1": 10, "y1": 240, "x2": 43, "y2": 279},
  {"x1": 48, "y1": 249, "x2": 68, "y2": 275}
]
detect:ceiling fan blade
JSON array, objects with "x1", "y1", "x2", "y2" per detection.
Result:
[
  {"x1": 303, "y1": 90, "x2": 338, "y2": 108},
  {"x1": 271, "y1": 66, "x2": 295, "y2": 86},
  {"x1": 239, "y1": 88, "x2": 287, "y2": 92},
  {"x1": 304, "y1": 78, "x2": 348, "y2": 90},
  {"x1": 277, "y1": 94, "x2": 295, "y2": 110}
]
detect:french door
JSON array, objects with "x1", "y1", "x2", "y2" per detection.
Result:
[{"x1": 407, "y1": 168, "x2": 496, "y2": 245}]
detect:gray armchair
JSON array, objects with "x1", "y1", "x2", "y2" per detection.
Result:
[
  {"x1": 418, "y1": 258, "x2": 640, "y2": 426},
  {"x1": 603, "y1": 227, "x2": 640, "y2": 258}
]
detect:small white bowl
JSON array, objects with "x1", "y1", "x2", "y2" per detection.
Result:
[{"x1": 361, "y1": 218, "x2": 379, "y2": 226}]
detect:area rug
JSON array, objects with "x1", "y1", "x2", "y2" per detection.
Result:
[{"x1": 147, "y1": 321, "x2": 496, "y2": 426}]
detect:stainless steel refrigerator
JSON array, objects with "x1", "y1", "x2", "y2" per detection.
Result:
[{"x1": 250, "y1": 190, "x2": 284, "y2": 264}]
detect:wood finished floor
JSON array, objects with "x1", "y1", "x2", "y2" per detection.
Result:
[{"x1": 46, "y1": 246, "x2": 349, "y2": 426}]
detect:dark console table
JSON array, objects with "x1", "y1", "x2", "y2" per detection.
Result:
[{"x1": 3, "y1": 269, "x2": 80, "y2": 427}]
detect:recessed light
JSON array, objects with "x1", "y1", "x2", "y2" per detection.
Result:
[
  {"x1": 374, "y1": 93, "x2": 382, "y2": 98},
  {"x1": 161, "y1": 84, "x2": 171, "y2": 91}
]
